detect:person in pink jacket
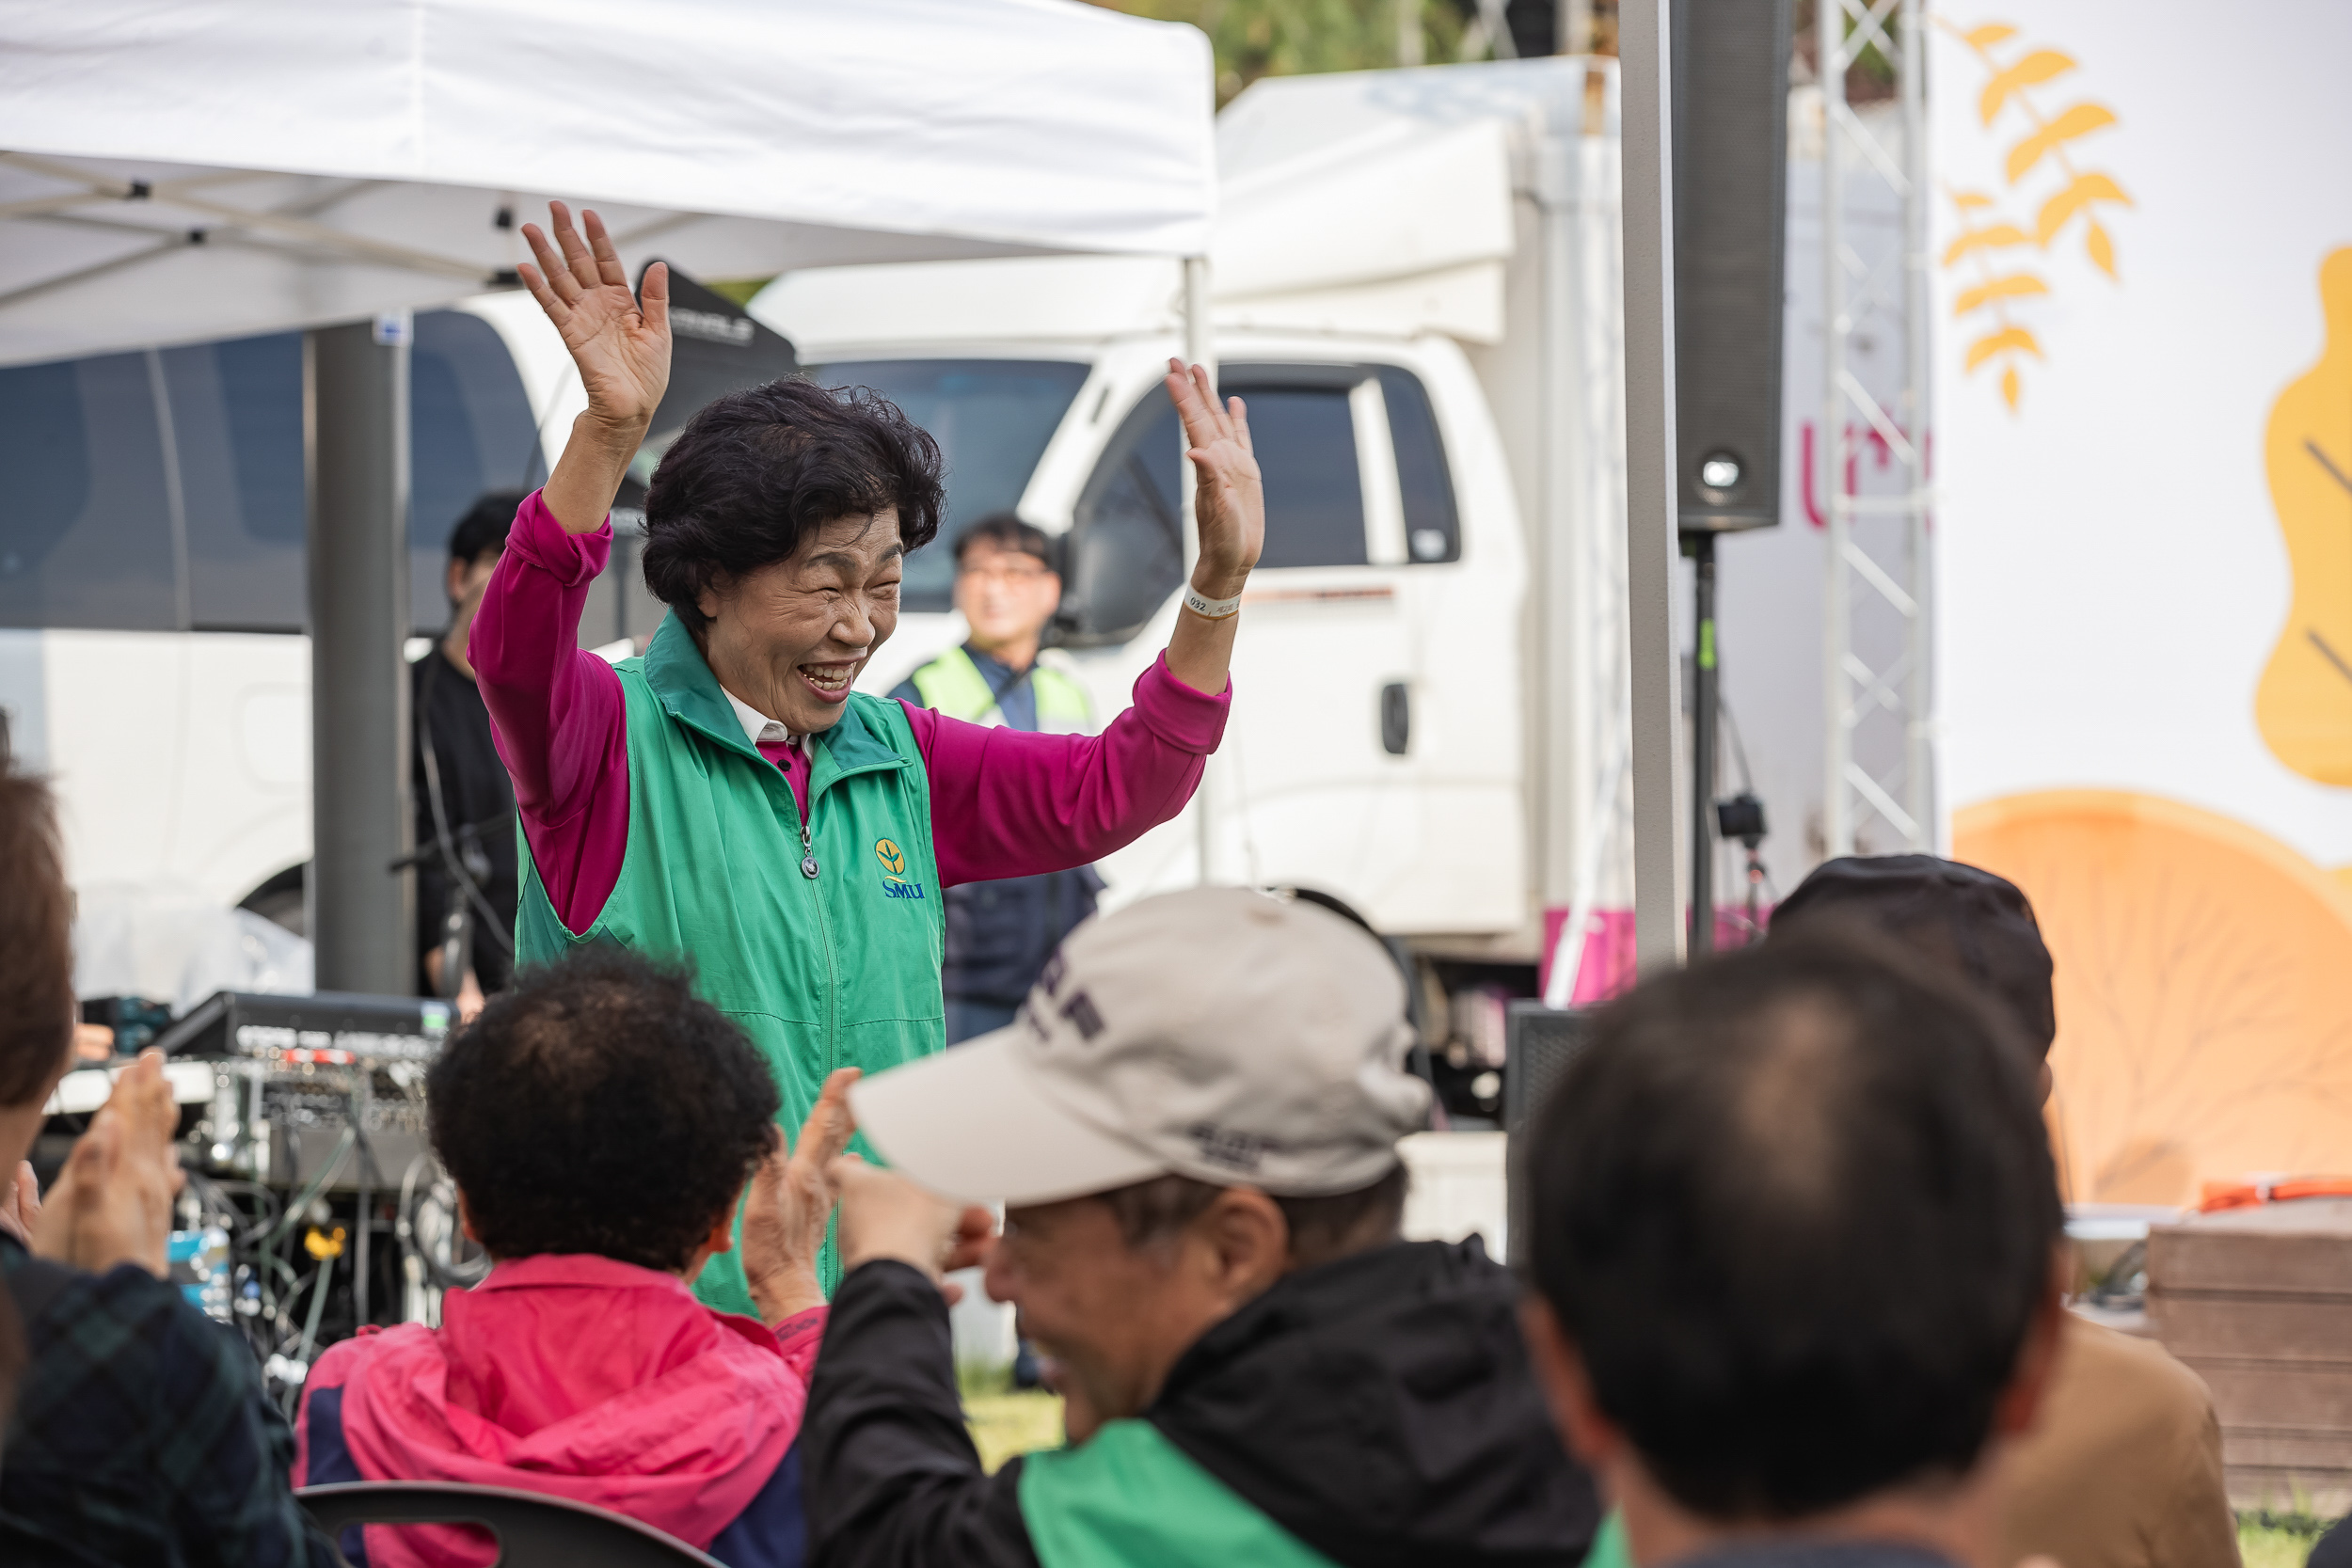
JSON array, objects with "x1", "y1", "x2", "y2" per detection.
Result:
[{"x1": 294, "y1": 947, "x2": 856, "y2": 1568}]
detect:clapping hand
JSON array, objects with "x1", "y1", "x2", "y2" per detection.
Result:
[
  {"x1": 831, "y1": 1156, "x2": 995, "y2": 1304},
  {"x1": 35, "y1": 1051, "x2": 184, "y2": 1277},
  {"x1": 1163, "y1": 359, "x2": 1264, "y2": 597},
  {"x1": 740, "y1": 1068, "x2": 862, "y2": 1328},
  {"x1": 0, "y1": 1161, "x2": 40, "y2": 1249}
]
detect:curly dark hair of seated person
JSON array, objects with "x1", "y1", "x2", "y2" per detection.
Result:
[
  {"x1": 424, "y1": 945, "x2": 782, "y2": 1272},
  {"x1": 1523, "y1": 932, "x2": 2063, "y2": 1523},
  {"x1": 641, "y1": 378, "x2": 946, "y2": 631}
]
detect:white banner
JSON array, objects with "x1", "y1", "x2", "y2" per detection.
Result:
[{"x1": 1931, "y1": 0, "x2": 2352, "y2": 1205}]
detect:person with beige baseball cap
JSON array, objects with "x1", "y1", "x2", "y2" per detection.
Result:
[{"x1": 794, "y1": 886, "x2": 1601, "y2": 1568}]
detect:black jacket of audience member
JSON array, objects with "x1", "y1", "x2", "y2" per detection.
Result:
[
  {"x1": 803, "y1": 1237, "x2": 1599, "y2": 1567},
  {"x1": 411, "y1": 643, "x2": 518, "y2": 994},
  {"x1": 0, "y1": 1234, "x2": 341, "y2": 1566}
]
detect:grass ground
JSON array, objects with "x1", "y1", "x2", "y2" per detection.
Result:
[
  {"x1": 959, "y1": 1365, "x2": 1066, "y2": 1473},
  {"x1": 2240, "y1": 1511, "x2": 2335, "y2": 1568},
  {"x1": 946, "y1": 1397, "x2": 2346, "y2": 1556}
]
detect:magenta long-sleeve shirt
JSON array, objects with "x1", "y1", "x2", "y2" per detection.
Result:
[{"x1": 470, "y1": 491, "x2": 1228, "y2": 935}]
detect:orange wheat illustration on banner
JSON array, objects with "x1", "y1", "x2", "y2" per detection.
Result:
[{"x1": 1938, "y1": 21, "x2": 2131, "y2": 410}]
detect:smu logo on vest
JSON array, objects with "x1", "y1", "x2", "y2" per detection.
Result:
[{"x1": 875, "y1": 838, "x2": 926, "y2": 900}]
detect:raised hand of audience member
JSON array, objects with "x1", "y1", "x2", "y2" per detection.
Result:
[
  {"x1": 741, "y1": 1067, "x2": 861, "y2": 1328},
  {"x1": 0, "y1": 1160, "x2": 40, "y2": 1247},
  {"x1": 831, "y1": 1155, "x2": 995, "y2": 1303},
  {"x1": 34, "y1": 1051, "x2": 183, "y2": 1276}
]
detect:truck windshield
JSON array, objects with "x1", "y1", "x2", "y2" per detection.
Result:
[{"x1": 813, "y1": 358, "x2": 1089, "y2": 612}]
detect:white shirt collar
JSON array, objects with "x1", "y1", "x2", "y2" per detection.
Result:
[{"x1": 721, "y1": 686, "x2": 800, "y2": 752}]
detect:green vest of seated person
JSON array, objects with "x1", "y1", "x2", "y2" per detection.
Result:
[{"x1": 516, "y1": 612, "x2": 943, "y2": 1313}]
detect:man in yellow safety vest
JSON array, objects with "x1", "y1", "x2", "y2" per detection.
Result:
[{"x1": 893, "y1": 515, "x2": 1102, "y2": 1042}]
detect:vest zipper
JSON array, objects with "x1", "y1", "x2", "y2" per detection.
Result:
[{"x1": 801, "y1": 784, "x2": 838, "y2": 1076}]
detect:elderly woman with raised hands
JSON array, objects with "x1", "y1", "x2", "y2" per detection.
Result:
[{"x1": 473, "y1": 203, "x2": 1264, "y2": 1315}]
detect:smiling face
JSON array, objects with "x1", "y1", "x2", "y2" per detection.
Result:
[
  {"x1": 694, "y1": 508, "x2": 904, "y2": 736},
  {"x1": 983, "y1": 1187, "x2": 1289, "y2": 1444}
]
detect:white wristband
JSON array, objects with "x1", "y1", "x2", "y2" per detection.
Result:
[{"x1": 1183, "y1": 585, "x2": 1244, "y2": 621}]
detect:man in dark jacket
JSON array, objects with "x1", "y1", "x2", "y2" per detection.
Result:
[
  {"x1": 803, "y1": 887, "x2": 1599, "y2": 1568},
  {"x1": 1518, "y1": 933, "x2": 2068, "y2": 1568},
  {"x1": 414, "y1": 490, "x2": 525, "y2": 1019}
]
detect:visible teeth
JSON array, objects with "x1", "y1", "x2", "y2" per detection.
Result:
[{"x1": 803, "y1": 667, "x2": 850, "y2": 691}]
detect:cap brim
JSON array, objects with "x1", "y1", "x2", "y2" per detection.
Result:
[{"x1": 850, "y1": 1022, "x2": 1169, "y2": 1206}]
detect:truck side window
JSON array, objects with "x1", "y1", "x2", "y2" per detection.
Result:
[
  {"x1": 408, "y1": 310, "x2": 548, "y2": 637},
  {"x1": 1379, "y1": 367, "x2": 1460, "y2": 563},
  {"x1": 169, "y1": 331, "x2": 307, "y2": 631},
  {"x1": 166, "y1": 312, "x2": 547, "y2": 637},
  {"x1": 1246, "y1": 387, "x2": 1368, "y2": 570},
  {"x1": 0, "y1": 353, "x2": 177, "y2": 631},
  {"x1": 1067, "y1": 395, "x2": 1184, "y2": 642}
]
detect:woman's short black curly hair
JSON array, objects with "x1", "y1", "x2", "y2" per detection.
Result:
[
  {"x1": 642, "y1": 379, "x2": 946, "y2": 631},
  {"x1": 424, "y1": 945, "x2": 780, "y2": 1272}
]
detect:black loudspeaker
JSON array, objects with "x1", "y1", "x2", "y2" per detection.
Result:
[
  {"x1": 1503, "y1": 1001, "x2": 1592, "y2": 1267},
  {"x1": 1672, "y1": 0, "x2": 1793, "y2": 535}
]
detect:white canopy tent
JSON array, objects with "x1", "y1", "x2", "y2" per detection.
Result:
[
  {"x1": 0, "y1": 0, "x2": 1214, "y2": 363},
  {"x1": 0, "y1": 0, "x2": 1215, "y2": 991}
]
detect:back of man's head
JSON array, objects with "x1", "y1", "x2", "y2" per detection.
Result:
[
  {"x1": 0, "y1": 771, "x2": 74, "y2": 1111},
  {"x1": 1526, "y1": 935, "x2": 2062, "y2": 1522},
  {"x1": 1769, "y1": 854, "x2": 2056, "y2": 1056},
  {"x1": 425, "y1": 946, "x2": 781, "y2": 1272}
]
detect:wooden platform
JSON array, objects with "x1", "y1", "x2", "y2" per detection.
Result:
[{"x1": 2149, "y1": 1196, "x2": 2352, "y2": 1512}]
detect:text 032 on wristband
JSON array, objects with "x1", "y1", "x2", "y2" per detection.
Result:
[{"x1": 1183, "y1": 586, "x2": 1243, "y2": 620}]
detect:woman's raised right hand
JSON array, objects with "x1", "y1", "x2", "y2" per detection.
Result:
[{"x1": 518, "y1": 200, "x2": 672, "y2": 436}]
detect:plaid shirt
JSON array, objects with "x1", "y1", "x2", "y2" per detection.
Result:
[{"x1": 0, "y1": 1232, "x2": 341, "y2": 1567}]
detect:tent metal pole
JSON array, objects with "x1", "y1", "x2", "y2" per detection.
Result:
[
  {"x1": 1181, "y1": 254, "x2": 1218, "y2": 887},
  {"x1": 1617, "y1": 0, "x2": 1686, "y2": 974},
  {"x1": 306, "y1": 317, "x2": 415, "y2": 995}
]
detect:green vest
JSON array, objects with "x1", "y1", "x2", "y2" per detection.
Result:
[
  {"x1": 1022, "y1": 1423, "x2": 1624, "y2": 1568},
  {"x1": 1020, "y1": 1420, "x2": 1339, "y2": 1568},
  {"x1": 514, "y1": 613, "x2": 945, "y2": 1312},
  {"x1": 911, "y1": 644, "x2": 1091, "y2": 732}
]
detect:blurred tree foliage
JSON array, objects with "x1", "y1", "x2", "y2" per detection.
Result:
[{"x1": 1089, "y1": 0, "x2": 1477, "y2": 103}]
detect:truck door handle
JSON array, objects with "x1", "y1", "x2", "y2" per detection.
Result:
[{"x1": 1379, "y1": 682, "x2": 1410, "y2": 755}]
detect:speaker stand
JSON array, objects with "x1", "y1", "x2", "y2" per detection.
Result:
[{"x1": 1685, "y1": 530, "x2": 1718, "y2": 955}]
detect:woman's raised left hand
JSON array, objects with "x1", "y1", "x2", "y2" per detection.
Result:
[{"x1": 1165, "y1": 360, "x2": 1263, "y2": 597}]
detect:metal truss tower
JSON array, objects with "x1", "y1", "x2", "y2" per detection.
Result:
[{"x1": 1819, "y1": 0, "x2": 1934, "y2": 854}]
